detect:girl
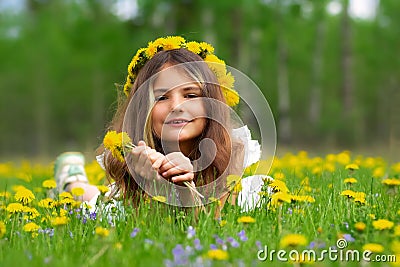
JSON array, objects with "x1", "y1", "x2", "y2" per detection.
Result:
[{"x1": 54, "y1": 36, "x2": 263, "y2": 212}]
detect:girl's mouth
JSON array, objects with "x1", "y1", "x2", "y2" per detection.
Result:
[{"x1": 165, "y1": 118, "x2": 191, "y2": 127}]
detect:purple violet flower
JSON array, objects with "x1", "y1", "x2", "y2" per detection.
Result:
[
  {"x1": 130, "y1": 228, "x2": 140, "y2": 238},
  {"x1": 238, "y1": 230, "x2": 248, "y2": 242},
  {"x1": 172, "y1": 244, "x2": 188, "y2": 265},
  {"x1": 193, "y1": 238, "x2": 203, "y2": 251},
  {"x1": 227, "y1": 237, "x2": 240, "y2": 248},
  {"x1": 342, "y1": 234, "x2": 355, "y2": 242},
  {"x1": 187, "y1": 226, "x2": 195, "y2": 239}
]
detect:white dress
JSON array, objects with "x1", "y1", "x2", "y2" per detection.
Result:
[{"x1": 89, "y1": 125, "x2": 271, "y2": 213}]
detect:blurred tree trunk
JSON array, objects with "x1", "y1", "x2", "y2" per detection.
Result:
[
  {"x1": 202, "y1": 7, "x2": 216, "y2": 45},
  {"x1": 230, "y1": 6, "x2": 242, "y2": 67},
  {"x1": 276, "y1": 0, "x2": 291, "y2": 144},
  {"x1": 27, "y1": 0, "x2": 49, "y2": 158},
  {"x1": 309, "y1": 2, "x2": 326, "y2": 126},
  {"x1": 340, "y1": 0, "x2": 353, "y2": 118},
  {"x1": 89, "y1": 72, "x2": 105, "y2": 151},
  {"x1": 389, "y1": 77, "x2": 400, "y2": 163}
]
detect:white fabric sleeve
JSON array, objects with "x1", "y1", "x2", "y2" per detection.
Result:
[
  {"x1": 96, "y1": 153, "x2": 106, "y2": 170},
  {"x1": 232, "y1": 125, "x2": 261, "y2": 168},
  {"x1": 232, "y1": 126, "x2": 274, "y2": 212}
]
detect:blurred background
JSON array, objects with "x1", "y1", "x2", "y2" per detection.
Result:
[{"x1": 0, "y1": 0, "x2": 399, "y2": 162}]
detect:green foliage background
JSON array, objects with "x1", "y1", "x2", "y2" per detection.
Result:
[{"x1": 0, "y1": 0, "x2": 399, "y2": 160}]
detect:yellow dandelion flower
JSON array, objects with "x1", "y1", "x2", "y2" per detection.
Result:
[
  {"x1": 162, "y1": 36, "x2": 185, "y2": 50},
  {"x1": 341, "y1": 190, "x2": 356, "y2": 198},
  {"x1": 271, "y1": 192, "x2": 292, "y2": 206},
  {"x1": 11, "y1": 185, "x2": 27, "y2": 192},
  {"x1": 96, "y1": 185, "x2": 110, "y2": 194},
  {"x1": 392, "y1": 162, "x2": 400, "y2": 173},
  {"x1": 38, "y1": 198, "x2": 56, "y2": 209},
  {"x1": 199, "y1": 42, "x2": 214, "y2": 53},
  {"x1": 391, "y1": 240, "x2": 400, "y2": 254},
  {"x1": 274, "y1": 172, "x2": 285, "y2": 180},
  {"x1": 103, "y1": 130, "x2": 120, "y2": 150},
  {"x1": 59, "y1": 191, "x2": 73, "y2": 199},
  {"x1": 42, "y1": 179, "x2": 56, "y2": 189},
  {"x1": 344, "y1": 178, "x2": 358, "y2": 184},
  {"x1": 204, "y1": 54, "x2": 226, "y2": 78},
  {"x1": 226, "y1": 175, "x2": 242, "y2": 193},
  {"x1": 146, "y1": 40, "x2": 160, "y2": 57},
  {"x1": 186, "y1": 41, "x2": 201, "y2": 54},
  {"x1": 237, "y1": 216, "x2": 256, "y2": 224},
  {"x1": 312, "y1": 166, "x2": 323, "y2": 175},
  {"x1": 280, "y1": 234, "x2": 307, "y2": 248},
  {"x1": 291, "y1": 195, "x2": 315, "y2": 203},
  {"x1": 219, "y1": 220, "x2": 227, "y2": 227},
  {"x1": 152, "y1": 195, "x2": 166, "y2": 203},
  {"x1": 0, "y1": 221, "x2": 6, "y2": 238},
  {"x1": 51, "y1": 216, "x2": 69, "y2": 226},
  {"x1": 355, "y1": 222, "x2": 366, "y2": 232},
  {"x1": 71, "y1": 187, "x2": 85, "y2": 197},
  {"x1": 372, "y1": 167, "x2": 385, "y2": 178},
  {"x1": 59, "y1": 209, "x2": 68, "y2": 217},
  {"x1": 269, "y1": 179, "x2": 289, "y2": 193},
  {"x1": 362, "y1": 243, "x2": 384, "y2": 253},
  {"x1": 114, "y1": 242, "x2": 123, "y2": 250},
  {"x1": 382, "y1": 179, "x2": 400, "y2": 186},
  {"x1": 394, "y1": 225, "x2": 400, "y2": 237},
  {"x1": 323, "y1": 162, "x2": 336, "y2": 172},
  {"x1": 23, "y1": 222, "x2": 40, "y2": 233},
  {"x1": 206, "y1": 249, "x2": 228, "y2": 260},
  {"x1": 345, "y1": 163, "x2": 359, "y2": 170},
  {"x1": 59, "y1": 197, "x2": 75, "y2": 205},
  {"x1": 0, "y1": 191, "x2": 10, "y2": 198},
  {"x1": 221, "y1": 85, "x2": 239, "y2": 107},
  {"x1": 337, "y1": 152, "x2": 351, "y2": 165},
  {"x1": 22, "y1": 206, "x2": 40, "y2": 220},
  {"x1": 103, "y1": 131, "x2": 129, "y2": 163},
  {"x1": 353, "y1": 192, "x2": 366, "y2": 204},
  {"x1": 14, "y1": 188, "x2": 35, "y2": 205},
  {"x1": 373, "y1": 219, "x2": 394, "y2": 230},
  {"x1": 6, "y1": 202, "x2": 24, "y2": 213},
  {"x1": 95, "y1": 226, "x2": 110, "y2": 237}
]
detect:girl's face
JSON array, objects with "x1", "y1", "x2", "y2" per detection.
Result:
[{"x1": 151, "y1": 66, "x2": 207, "y2": 147}]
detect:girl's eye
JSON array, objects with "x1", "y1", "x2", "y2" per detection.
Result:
[
  {"x1": 186, "y1": 94, "x2": 199, "y2": 98},
  {"x1": 155, "y1": 95, "x2": 167, "y2": 101}
]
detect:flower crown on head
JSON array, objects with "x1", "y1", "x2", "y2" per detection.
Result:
[{"x1": 123, "y1": 36, "x2": 240, "y2": 107}]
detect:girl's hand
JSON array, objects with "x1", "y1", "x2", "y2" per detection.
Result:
[
  {"x1": 159, "y1": 152, "x2": 194, "y2": 184},
  {"x1": 130, "y1": 141, "x2": 165, "y2": 179}
]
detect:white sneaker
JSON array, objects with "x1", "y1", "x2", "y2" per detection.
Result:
[{"x1": 54, "y1": 152, "x2": 89, "y2": 193}]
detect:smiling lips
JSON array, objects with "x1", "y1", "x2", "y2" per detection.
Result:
[{"x1": 165, "y1": 118, "x2": 192, "y2": 127}]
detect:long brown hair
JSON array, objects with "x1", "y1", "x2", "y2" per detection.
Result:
[{"x1": 102, "y1": 48, "x2": 242, "y2": 201}]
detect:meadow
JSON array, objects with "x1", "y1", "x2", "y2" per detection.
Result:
[{"x1": 0, "y1": 151, "x2": 399, "y2": 266}]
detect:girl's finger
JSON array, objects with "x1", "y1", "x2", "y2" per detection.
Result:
[
  {"x1": 171, "y1": 173, "x2": 194, "y2": 183},
  {"x1": 162, "y1": 166, "x2": 190, "y2": 178},
  {"x1": 138, "y1": 140, "x2": 146, "y2": 146},
  {"x1": 152, "y1": 155, "x2": 165, "y2": 170}
]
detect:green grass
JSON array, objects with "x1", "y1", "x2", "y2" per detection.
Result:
[{"x1": 0, "y1": 152, "x2": 399, "y2": 266}]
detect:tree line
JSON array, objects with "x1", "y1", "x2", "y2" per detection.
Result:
[{"x1": 0, "y1": 0, "x2": 399, "y2": 160}]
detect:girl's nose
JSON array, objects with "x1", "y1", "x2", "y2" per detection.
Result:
[{"x1": 170, "y1": 95, "x2": 184, "y2": 112}]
